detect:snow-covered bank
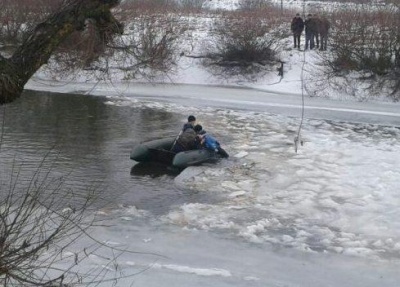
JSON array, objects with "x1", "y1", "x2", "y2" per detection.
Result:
[{"x1": 26, "y1": 78, "x2": 400, "y2": 127}]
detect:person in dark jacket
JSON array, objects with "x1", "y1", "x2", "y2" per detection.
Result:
[
  {"x1": 172, "y1": 127, "x2": 197, "y2": 153},
  {"x1": 304, "y1": 14, "x2": 318, "y2": 50},
  {"x1": 291, "y1": 13, "x2": 304, "y2": 49},
  {"x1": 171, "y1": 115, "x2": 197, "y2": 152},
  {"x1": 172, "y1": 123, "x2": 204, "y2": 153},
  {"x1": 182, "y1": 115, "x2": 196, "y2": 131},
  {"x1": 317, "y1": 17, "x2": 331, "y2": 51}
]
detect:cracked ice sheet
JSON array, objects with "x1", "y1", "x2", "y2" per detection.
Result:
[
  {"x1": 103, "y1": 94, "x2": 400, "y2": 261},
  {"x1": 141, "y1": 107, "x2": 400, "y2": 261}
]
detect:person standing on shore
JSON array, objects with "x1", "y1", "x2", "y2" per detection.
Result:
[{"x1": 291, "y1": 13, "x2": 304, "y2": 50}]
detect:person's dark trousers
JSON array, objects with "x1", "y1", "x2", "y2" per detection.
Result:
[
  {"x1": 293, "y1": 33, "x2": 301, "y2": 48},
  {"x1": 305, "y1": 31, "x2": 315, "y2": 50}
]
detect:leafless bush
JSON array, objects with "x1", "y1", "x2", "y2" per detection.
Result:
[
  {"x1": 322, "y1": 6, "x2": 400, "y2": 99},
  {"x1": 203, "y1": 10, "x2": 283, "y2": 78},
  {"x1": 0, "y1": 157, "x2": 99, "y2": 285},
  {"x1": 108, "y1": 13, "x2": 187, "y2": 80},
  {"x1": 239, "y1": 0, "x2": 271, "y2": 11},
  {"x1": 35, "y1": 2, "x2": 187, "y2": 82},
  {"x1": 175, "y1": 0, "x2": 205, "y2": 10},
  {"x1": 0, "y1": 149, "x2": 161, "y2": 285},
  {"x1": 118, "y1": 0, "x2": 178, "y2": 14}
]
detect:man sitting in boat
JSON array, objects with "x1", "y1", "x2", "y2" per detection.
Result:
[
  {"x1": 197, "y1": 131, "x2": 219, "y2": 152},
  {"x1": 172, "y1": 123, "x2": 203, "y2": 153},
  {"x1": 196, "y1": 127, "x2": 229, "y2": 158},
  {"x1": 182, "y1": 115, "x2": 196, "y2": 131}
]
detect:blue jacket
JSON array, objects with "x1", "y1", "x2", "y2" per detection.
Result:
[{"x1": 202, "y1": 134, "x2": 220, "y2": 151}]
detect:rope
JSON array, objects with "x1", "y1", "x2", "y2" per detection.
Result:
[{"x1": 294, "y1": 0, "x2": 307, "y2": 153}]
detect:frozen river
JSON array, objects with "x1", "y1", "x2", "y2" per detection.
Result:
[{"x1": 2, "y1": 83, "x2": 400, "y2": 286}]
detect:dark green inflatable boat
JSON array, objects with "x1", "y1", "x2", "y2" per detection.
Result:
[{"x1": 130, "y1": 137, "x2": 229, "y2": 169}]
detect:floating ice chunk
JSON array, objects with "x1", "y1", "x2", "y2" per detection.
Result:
[
  {"x1": 245, "y1": 127, "x2": 258, "y2": 132},
  {"x1": 385, "y1": 238, "x2": 394, "y2": 246},
  {"x1": 239, "y1": 232, "x2": 263, "y2": 243},
  {"x1": 165, "y1": 211, "x2": 186, "y2": 225},
  {"x1": 244, "y1": 276, "x2": 260, "y2": 281},
  {"x1": 103, "y1": 241, "x2": 121, "y2": 246},
  {"x1": 175, "y1": 167, "x2": 206, "y2": 187},
  {"x1": 153, "y1": 263, "x2": 232, "y2": 277},
  {"x1": 236, "y1": 144, "x2": 252, "y2": 150},
  {"x1": 328, "y1": 246, "x2": 344, "y2": 253},
  {"x1": 120, "y1": 217, "x2": 133, "y2": 221},
  {"x1": 270, "y1": 147, "x2": 288, "y2": 153},
  {"x1": 104, "y1": 101, "x2": 116, "y2": 106},
  {"x1": 62, "y1": 207, "x2": 73, "y2": 213},
  {"x1": 319, "y1": 198, "x2": 339, "y2": 209},
  {"x1": 95, "y1": 210, "x2": 109, "y2": 215},
  {"x1": 342, "y1": 247, "x2": 376, "y2": 258},
  {"x1": 204, "y1": 168, "x2": 226, "y2": 177},
  {"x1": 372, "y1": 240, "x2": 383, "y2": 248},
  {"x1": 236, "y1": 179, "x2": 257, "y2": 190},
  {"x1": 221, "y1": 181, "x2": 241, "y2": 190},
  {"x1": 282, "y1": 235, "x2": 294, "y2": 243},
  {"x1": 229, "y1": 190, "x2": 246, "y2": 198},
  {"x1": 125, "y1": 205, "x2": 147, "y2": 217},
  {"x1": 297, "y1": 230, "x2": 312, "y2": 237},
  {"x1": 234, "y1": 151, "x2": 248, "y2": 158}
]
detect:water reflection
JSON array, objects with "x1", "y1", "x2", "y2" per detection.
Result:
[
  {"x1": 0, "y1": 90, "x2": 188, "y2": 214},
  {"x1": 130, "y1": 162, "x2": 181, "y2": 178}
]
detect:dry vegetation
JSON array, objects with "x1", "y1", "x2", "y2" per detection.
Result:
[
  {"x1": 322, "y1": 6, "x2": 400, "y2": 99},
  {"x1": 0, "y1": 156, "x2": 146, "y2": 286},
  {"x1": 0, "y1": 0, "x2": 399, "y2": 95}
]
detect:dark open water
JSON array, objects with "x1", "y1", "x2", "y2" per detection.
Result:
[{"x1": 0, "y1": 90, "x2": 210, "y2": 214}]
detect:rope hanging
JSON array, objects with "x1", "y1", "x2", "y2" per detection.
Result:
[{"x1": 294, "y1": 0, "x2": 307, "y2": 153}]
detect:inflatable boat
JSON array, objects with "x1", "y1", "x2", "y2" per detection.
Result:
[{"x1": 130, "y1": 137, "x2": 229, "y2": 169}]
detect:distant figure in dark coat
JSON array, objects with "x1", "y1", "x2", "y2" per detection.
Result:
[
  {"x1": 304, "y1": 14, "x2": 318, "y2": 50},
  {"x1": 316, "y1": 17, "x2": 331, "y2": 51},
  {"x1": 291, "y1": 13, "x2": 304, "y2": 49}
]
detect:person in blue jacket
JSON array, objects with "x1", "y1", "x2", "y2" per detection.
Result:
[{"x1": 195, "y1": 126, "x2": 228, "y2": 158}]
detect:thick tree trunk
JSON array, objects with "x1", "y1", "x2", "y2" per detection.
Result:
[{"x1": 0, "y1": 0, "x2": 122, "y2": 104}]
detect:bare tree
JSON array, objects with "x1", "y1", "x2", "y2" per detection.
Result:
[{"x1": 0, "y1": 0, "x2": 123, "y2": 105}]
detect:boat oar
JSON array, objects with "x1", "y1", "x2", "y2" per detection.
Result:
[{"x1": 170, "y1": 130, "x2": 182, "y2": 151}]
